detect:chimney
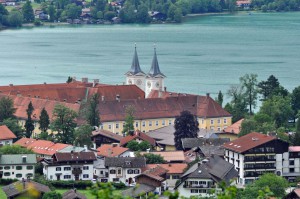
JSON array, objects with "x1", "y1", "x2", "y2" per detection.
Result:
[
  {"x1": 9, "y1": 84, "x2": 13, "y2": 87},
  {"x1": 93, "y1": 79, "x2": 99, "y2": 87},
  {"x1": 44, "y1": 82, "x2": 47, "y2": 84},
  {"x1": 84, "y1": 145, "x2": 88, "y2": 151},
  {"x1": 206, "y1": 93, "x2": 210, "y2": 97},
  {"x1": 82, "y1": 77, "x2": 88, "y2": 83},
  {"x1": 22, "y1": 156, "x2": 27, "y2": 163},
  {"x1": 164, "y1": 87, "x2": 167, "y2": 92}
]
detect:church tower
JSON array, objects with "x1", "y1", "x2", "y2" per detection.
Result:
[
  {"x1": 145, "y1": 45, "x2": 166, "y2": 98},
  {"x1": 125, "y1": 44, "x2": 146, "y2": 91}
]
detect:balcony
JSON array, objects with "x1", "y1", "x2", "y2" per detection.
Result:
[
  {"x1": 244, "y1": 156, "x2": 275, "y2": 162},
  {"x1": 183, "y1": 183, "x2": 213, "y2": 189},
  {"x1": 244, "y1": 165, "x2": 276, "y2": 170}
]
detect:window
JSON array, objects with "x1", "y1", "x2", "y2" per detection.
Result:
[
  {"x1": 27, "y1": 173, "x2": 33, "y2": 178},
  {"x1": 134, "y1": 169, "x2": 140, "y2": 174},
  {"x1": 50, "y1": 175, "x2": 53, "y2": 180},
  {"x1": 108, "y1": 125, "x2": 112, "y2": 130},
  {"x1": 202, "y1": 119, "x2": 204, "y2": 124},
  {"x1": 117, "y1": 169, "x2": 122, "y2": 175},
  {"x1": 0, "y1": 167, "x2": 2, "y2": 170},
  {"x1": 116, "y1": 123, "x2": 119, "y2": 129},
  {"x1": 83, "y1": 174, "x2": 89, "y2": 178},
  {"x1": 127, "y1": 169, "x2": 133, "y2": 174},
  {"x1": 210, "y1": 120, "x2": 214, "y2": 125},
  {"x1": 56, "y1": 167, "x2": 61, "y2": 171},
  {"x1": 172, "y1": 175, "x2": 180, "y2": 179},
  {"x1": 135, "y1": 122, "x2": 138, "y2": 127},
  {"x1": 149, "y1": 121, "x2": 152, "y2": 127},
  {"x1": 83, "y1": 166, "x2": 89, "y2": 170},
  {"x1": 142, "y1": 121, "x2": 145, "y2": 127},
  {"x1": 217, "y1": 127, "x2": 221, "y2": 131},
  {"x1": 64, "y1": 175, "x2": 71, "y2": 179},
  {"x1": 168, "y1": 120, "x2": 172, "y2": 125},
  {"x1": 191, "y1": 189, "x2": 198, "y2": 193},
  {"x1": 110, "y1": 169, "x2": 116, "y2": 174},
  {"x1": 210, "y1": 127, "x2": 214, "y2": 130},
  {"x1": 100, "y1": 171, "x2": 103, "y2": 174},
  {"x1": 290, "y1": 168, "x2": 295, "y2": 173},
  {"x1": 4, "y1": 172, "x2": 10, "y2": 176},
  {"x1": 64, "y1": 167, "x2": 71, "y2": 171},
  {"x1": 155, "y1": 121, "x2": 158, "y2": 126},
  {"x1": 224, "y1": 118, "x2": 227, "y2": 124},
  {"x1": 16, "y1": 166, "x2": 22, "y2": 170},
  {"x1": 16, "y1": 174, "x2": 22, "y2": 178},
  {"x1": 4, "y1": 166, "x2": 10, "y2": 170},
  {"x1": 113, "y1": 178, "x2": 119, "y2": 182},
  {"x1": 218, "y1": 119, "x2": 221, "y2": 124},
  {"x1": 162, "y1": 120, "x2": 165, "y2": 126},
  {"x1": 26, "y1": 166, "x2": 33, "y2": 170},
  {"x1": 290, "y1": 160, "x2": 295, "y2": 165}
]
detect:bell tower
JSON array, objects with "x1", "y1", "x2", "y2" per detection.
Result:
[
  {"x1": 125, "y1": 44, "x2": 146, "y2": 91},
  {"x1": 145, "y1": 45, "x2": 166, "y2": 98}
]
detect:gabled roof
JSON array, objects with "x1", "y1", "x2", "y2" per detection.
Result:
[
  {"x1": 0, "y1": 125, "x2": 17, "y2": 140},
  {"x1": 105, "y1": 157, "x2": 146, "y2": 168},
  {"x1": 125, "y1": 46, "x2": 146, "y2": 76},
  {"x1": 122, "y1": 183, "x2": 155, "y2": 198},
  {"x1": 140, "y1": 151, "x2": 185, "y2": 163},
  {"x1": 120, "y1": 130, "x2": 156, "y2": 146},
  {"x1": 147, "y1": 47, "x2": 165, "y2": 78},
  {"x1": 222, "y1": 119, "x2": 244, "y2": 135},
  {"x1": 144, "y1": 163, "x2": 187, "y2": 174},
  {"x1": 96, "y1": 144, "x2": 129, "y2": 157},
  {"x1": 181, "y1": 138, "x2": 230, "y2": 150},
  {"x1": 92, "y1": 129, "x2": 123, "y2": 142},
  {"x1": 223, "y1": 132, "x2": 276, "y2": 153},
  {"x1": 2, "y1": 180, "x2": 51, "y2": 198},
  {"x1": 54, "y1": 152, "x2": 96, "y2": 162},
  {"x1": 62, "y1": 189, "x2": 87, "y2": 199},
  {"x1": 0, "y1": 154, "x2": 37, "y2": 165},
  {"x1": 137, "y1": 165, "x2": 168, "y2": 182},
  {"x1": 14, "y1": 138, "x2": 37, "y2": 147}
]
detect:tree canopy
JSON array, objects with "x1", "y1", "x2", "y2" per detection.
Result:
[
  {"x1": 85, "y1": 93, "x2": 101, "y2": 128},
  {"x1": 0, "y1": 145, "x2": 34, "y2": 154},
  {"x1": 39, "y1": 108, "x2": 50, "y2": 133},
  {"x1": 122, "y1": 106, "x2": 135, "y2": 136},
  {"x1": 74, "y1": 124, "x2": 93, "y2": 148},
  {"x1": 22, "y1": 1, "x2": 35, "y2": 23},
  {"x1": 0, "y1": 96, "x2": 16, "y2": 122}
]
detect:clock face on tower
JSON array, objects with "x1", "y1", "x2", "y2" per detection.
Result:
[
  {"x1": 136, "y1": 79, "x2": 142, "y2": 86},
  {"x1": 147, "y1": 82, "x2": 151, "y2": 88},
  {"x1": 155, "y1": 82, "x2": 160, "y2": 88}
]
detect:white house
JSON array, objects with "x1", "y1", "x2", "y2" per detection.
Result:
[
  {"x1": 42, "y1": 152, "x2": 96, "y2": 181},
  {"x1": 104, "y1": 157, "x2": 146, "y2": 185},
  {"x1": 0, "y1": 125, "x2": 17, "y2": 146},
  {"x1": 0, "y1": 154, "x2": 36, "y2": 180},
  {"x1": 175, "y1": 155, "x2": 238, "y2": 198}
]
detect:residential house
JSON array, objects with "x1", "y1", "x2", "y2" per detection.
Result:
[
  {"x1": 2, "y1": 179, "x2": 51, "y2": 199},
  {"x1": 93, "y1": 158, "x2": 108, "y2": 182},
  {"x1": 0, "y1": 125, "x2": 17, "y2": 146},
  {"x1": 96, "y1": 144, "x2": 131, "y2": 157},
  {"x1": 144, "y1": 163, "x2": 187, "y2": 190},
  {"x1": 0, "y1": 154, "x2": 37, "y2": 180},
  {"x1": 237, "y1": 0, "x2": 251, "y2": 9},
  {"x1": 223, "y1": 132, "x2": 289, "y2": 185},
  {"x1": 120, "y1": 130, "x2": 156, "y2": 148},
  {"x1": 175, "y1": 155, "x2": 238, "y2": 198},
  {"x1": 104, "y1": 157, "x2": 146, "y2": 185},
  {"x1": 91, "y1": 129, "x2": 123, "y2": 147},
  {"x1": 62, "y1": 189, "x2": 87, "y2": 199},
  {"x1": 140, "y1": 151, "x2": 185, "y2": 163},
  {"x1": 34, "y1": 9, "x2": 49, "y2": 20},
  {"x1": 148, "y1": 11, "x2": 167, "y2": 21},
  {"x1": 217, "y1": 119, "x2": 244, "y2": 141},
  {"x1": 42, "y1": 152, "x2": 96, "y2": 181},
  {"x1": 284, "y1": 188, "x2": 300, "y2": 199},
  {"x1": 283, "y1": 146, "x2": 300, "y2": 182}
]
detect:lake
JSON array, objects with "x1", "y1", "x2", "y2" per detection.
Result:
[{"x1": 0, "y1": 11, "x2": 300, "y2": 99}]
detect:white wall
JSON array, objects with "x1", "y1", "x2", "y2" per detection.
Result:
[
  {"x1": 0, "y1": 164, "x2": 35, "y2": 180},
  {"x1": 0, "y1": 139, "x2": 13, "y2": 146}
]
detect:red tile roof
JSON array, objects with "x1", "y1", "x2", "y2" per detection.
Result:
[
  {"x1": 147, "y1": 90, "x2": 195, "y2": 99},
  {"x1": 96, "y1": 144, "x2": 129, "y2": 157},
  {"x1": 140, "y1": 151, "x2": 185, "y2": 162},
  {"x1": 14, "y1": 138, "x2": 36, "y2": 147},
  {"x1": 99, "y1": 95, "x2": 231, "y2": 122},
  {"x1": 54, "y1": 152, "x2": 96, "y2": 162},
  {"x1": 289, "y1": 146, "x2": 300, "y2": 152},
  {"x1": 139, "y1": 165, "x2": 168, "y2": 182},
  {"x1": 120, "y1": 131, "x2": 156, "y2": 146},
  {"x1": 222, "y1": 119, "x2": 244, "y2": 135},
  {"x1": 0, "y1": 125, "x2": 17, "y2": 140},
  {"x1": 223, "y1": 132, "x2": 276, "y2": 153},
  {"x1": 144, "y1": 163, "x2": 187, "y2": 174}
]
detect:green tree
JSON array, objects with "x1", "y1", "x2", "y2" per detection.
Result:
[
  {"x1": 22, "y1": 1, "x2": 35, "y2": 23},
  {"x1": 86, "y1": 93, "x2": 100, "y2": 127},
  {"x1": 292, "y1": 112, "x2": 300, "y2": 146},
  {"x1": 66, "y1": 3, "x2": 81, "y2": 19},
  {"x1": 0, "y1": 118, "x2": 24, "y2": 139},
  {"x1": 0, "y1": 4, "x2": 8, "y2": 25},
  {"x1": 51, "y1": 104, "x2": 77, "y2": 144},
  {"x1": 24, "y1": 101, "x2": 34, "y2": 138},
  {"x1": 173, "y1": 8, "x2": 182, "y2": 23},
  {"x1": 48, "y1": 5, "x2": 56, "y2": 22},
  {"x1": 7, "y1": 10, "x2": 23, "y2": 27},
  {"x1": 0, "y1": 96, "x2": 16, "y2": 122},
  {"x1": 42, "y1": 191, "x2": 62, "y2": 199},
  {"x1": 119, "y1": 5, "x2": 135, "y2": 23},
  {"x1": 66, "y1": 76, "x2": 73, "y2": 83},
  {"x1": 126, "y1": 140, "x2": 140, "y2": 151},
  {"x1": 74, "y1": 124, "x2": 93, "y2": 147},
  {"x1": 143, "y1": 153, "x2": 165, "y2": 164},
  {"x1": 239, "y1": 118, "x2": 257, "y2": 137},
  {"x1": 122, "y1": 106, "x2": 135, "y2": 135},
  {"x1": 136, "y1": 4, "x2": 150, "y2": 23},
  {"x1": 0, "y1": 145, "x2": 33, "y2": 154},
  {"x1": 291, "y1": 86, "x2": 300, "y2": 120},
  {"x1": 174, "y1": 110, "x2": 199, "y2": 150},
  {"x1": 227, "y1": 0, "x2": 236, "y2": 12},
  {"x1": 39, "y1": 108, "x2": 50, "y2": 133},
  {"x1": 215, "y1": 90, "x2": 224, "y2": 107},
  {"x1": 240, "y1": 74, "x2": 258, "y2": 115},
  {"x1": 257, "y1": 75, "x2": 280, "y2": 100},
  {"x1": 167, "y1": 4, "x2": 177, "y2": 20},
  {"x1": 138, "y1": 141, "x2": 152, "y2": 151},
  {"x1": 104, "y1": 11, "x2": 115, "y2": 21}
]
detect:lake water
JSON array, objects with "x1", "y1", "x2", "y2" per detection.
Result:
[{"x1": 0, "y1": 12, "x2": 300, "y2": 99}]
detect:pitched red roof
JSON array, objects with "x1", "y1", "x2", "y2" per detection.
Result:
[
  {"x1": 14, "y1": 138, "x2": 36, "y2": 147},
  {"x1": 0, "y1": 125, "x2": 17, "y2": 140},
  {"x1": 223, "y1": 132, "x2": 276, "y2": 153},
  {"x1": 138, "y1": 165, "x2": 168, "y2": 182},
  {"x1": 54, "y1": 152, "x2": 96, "y2": 162},
  {"x1": 97, "y1": 144, "x2": 129, "y2": 157},
  {"x1": 222, "y1": 119, "x2": 244, "y2": 135},
  {"x1": 144, "y1": 163, "x2": 187, "y2": 174},
  {"x1": 289, "y1": 146, "x2": 300, "y2": 152},
  {"x1": 120, "y1": 131, "x2": 156, "y2": 146},
  {"x1": 140, "y1": 151, "x2": 185, "y2": 162}
]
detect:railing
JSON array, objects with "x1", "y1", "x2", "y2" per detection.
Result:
[
  {"x1": 244, "y1": 165, "x2": 276, "y2": 170},
  {"x1": 183, "y1": 184, "x2": 210, "y2": 188},
  {"x1": 244, "y1": 156, "x2": 275, "y2": 162}
]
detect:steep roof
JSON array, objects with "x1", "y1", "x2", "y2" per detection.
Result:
[
  {"x1": 223, "y1": 132, "x2": 276, "y2": 153},
  {"x1": 54, "y1": 152, "x2": 96, "y2": 162},
  {"x1": 105, "y1": 157, "x2": 146, "y2": 168},
  {"x1": 97, "y1": 144, "x2": 129, "y2": 157},
  {"x1": 145, "y1": 163, "x2": 187, "y2": 174},
  {"x1": 140, "y1": 151, "x2": 185, "y2": 163},
  {"x1": 125, "y1": 46, "x2": 146, "y2": 76},
  {"x1": 14, "y1": 138, "x2": 37, "y2": 147},
  {"x1": 2, "y1": 180, "x2": 51, "y2": 198},
  {"x1": 222, "y1": 119, "x2": 244, "y2": 135},
  {"x1": 122, "y1": 184, "x2": 155, "y2": 198},
  {"x1": 120, "y1": 130, "x2": 156, "y2": 146},
  {"x1": 138, "y1": 165, "x2": 168, "y2": 182},
  {"x1": 0, "y1": 125, "x2": 17, "y2": 140},
  {"x1": 147, "y1": 47, "x2": 165, "y2": 78},
  {"x1": 181, "y1": 138, "x2": 230, "y2": 150},
  {"x1": 92, "y1": 129, "x2": 123, "y2": 142},
  {"x1": 0, "y1": 154, "x2": 37, "y2": 165},
  {"x1": 62, "y1": 189, "x2": 87, "y2": 199}
]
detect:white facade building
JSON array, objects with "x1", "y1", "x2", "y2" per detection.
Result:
[{"x1": 0, "y1": 125, "x2": 17, "y2": 146}]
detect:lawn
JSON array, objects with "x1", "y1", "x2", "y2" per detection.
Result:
[{"x1": 0, "y1": 186, "x2": 7, "y2": 198}]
